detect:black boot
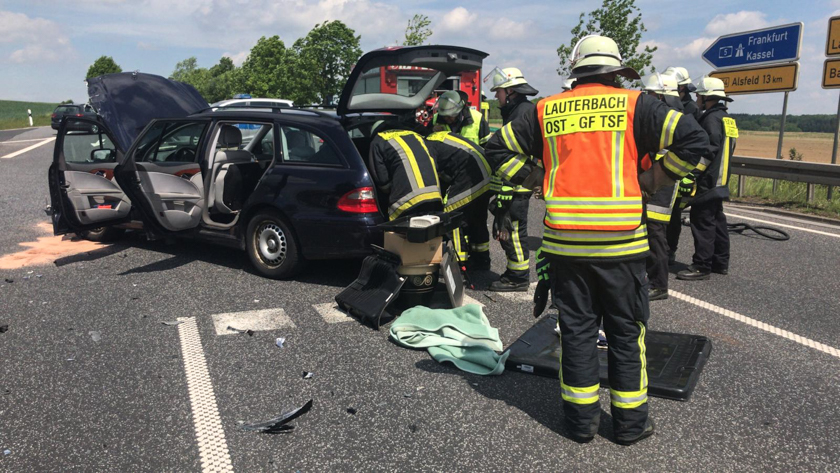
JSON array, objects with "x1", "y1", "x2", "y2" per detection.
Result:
[
  {"x1": 489, "y1": 276, "x2": 529, "y2": 292},
  {"x1": 648, "y1": 287, "x2": 669, "y2": 301},
  {"x1": 677, "y1": 265, "x2": 711, "y2": 281},
  {"x1": 616, "y1": 418, "x2": 655, "y2": 446},
  {"x1": 468, "y1": 253, "x2": 491, "y2": 271}
]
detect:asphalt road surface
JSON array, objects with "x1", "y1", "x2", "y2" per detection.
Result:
[{"x1": 1, "y1": 127, "x2": 839, "y2": 471}]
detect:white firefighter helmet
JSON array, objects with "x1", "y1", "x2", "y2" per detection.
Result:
[
  {"x1": 642, "y1": 72, "x2": 679, "y2": 97},
  {"x1": 562, "y1": 77, "x2": 576, "y2": 91},
  {"x1": 663, "y1": 66, "x2": 692, "y2": 85},
  {"x1": 569, "y1": 35, "x2": 640, "y2": 80},
  {"x1": 694, "y1": 76, "x2": 733, "y2": 102},
  {"x1": 484, "y1": 66, "x2": 539, "y2": 95}
]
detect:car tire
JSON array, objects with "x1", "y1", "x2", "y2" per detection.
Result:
[
  {"x1": 79, "y1": 226, "x2": 125, "y2": 242},
  {"x1": 246, "y1": 210, "x2": 303, "y2": 279}
]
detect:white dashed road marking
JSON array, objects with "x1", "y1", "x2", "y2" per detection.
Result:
[
  {"x1": 0, "y1": 137, "x2": 55, "y2": 159},
  {"x1": 176, "y1": 317, "x2": 234, "y2": 473},
  {"x1": 669, "y1": 290, "x2": 840, "y2": 359},
  {"x1": 726, "y1": 212, "x2": 840, "y2": 239},
  {"x1": 0, "y1": 137, "x2": 56, "y2": 144},
  {"x1": 211, "y1": 308, "x2": 295, "y2": 335}
]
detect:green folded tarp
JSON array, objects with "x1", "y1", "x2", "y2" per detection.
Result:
[{"x1": 389, "y1": 304, "x2": 509, "y2": 376}]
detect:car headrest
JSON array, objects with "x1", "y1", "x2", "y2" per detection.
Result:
[
  {"x1": 286, "y1": 130, "x2": 306, "y2": 148},
  {"x1": 219, "y1": 125, "x2": 242, "y2": 148}
]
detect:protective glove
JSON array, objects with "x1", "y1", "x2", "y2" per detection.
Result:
[
  {"x1": 492, "y1": 186, "x2": 515, "y2": 241},
  {"x1": 533, "y1": 249, "x2": 551, "y2": 318},
  {"x1": 679, "y1": 174, "x2": 696, "y2": 197}
]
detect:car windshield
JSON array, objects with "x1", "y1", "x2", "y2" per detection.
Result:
[{"x1": 134, "y1": 120, "x2": 207, "y2": 163}]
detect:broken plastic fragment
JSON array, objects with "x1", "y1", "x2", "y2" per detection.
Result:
[
  {"x1": 346, "y1": 407, "x2": 357, "y2": 415},
  {"x1": 227, "y1": 326, "x2": 247, "y2": 334},
  {"x1": 4, "y1": 279, "x2": 12, "y2": 283},
  {"x1": 89, "y1": 331, "x2": 101, "y2": 342},
  {"x1": 240, "y1": 399, "x2": 313, "y2": 434},
  {"x1": 302, "y1": 372, "x2": 314, "y2": 379},
  {"x1": 0, "y1": 325, "x2": 8, "y2": 333},
  {"x1": 3, "y1": 449, "x2": 9, "y2": 455},
  {"x1": 162, "y1": 321, "x2": 184, "y2": 326},
  {"x1": 409, "y1": 424, "x2": 418, "y2": 433},
  {"x1": 275, "y1": 337, "x2": 286, "y2": 348}
]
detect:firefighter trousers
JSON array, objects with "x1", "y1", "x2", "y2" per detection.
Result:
[
  {"x1": 499, "y1": 193, "x2": 531, "y2": 282},
  {"x1": 666, "y1": 198, "x2": 683, "y2": 257},
  {"x1": 452, "y1": 193, "x2": 491, "y2": 263},
  {"x1": 690, "y1": 198, "x2": 730, "y2": 272},
  {"x1": 550, "y1": 258, "x2": 650, "y2": 439},
  {"x1": 646, "y1": 221, "x2": 669, "y2": 290}
]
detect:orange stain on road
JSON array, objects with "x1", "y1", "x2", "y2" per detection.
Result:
[{"x1": 0, "y1": 222, "x2": 107, "y2": 269}]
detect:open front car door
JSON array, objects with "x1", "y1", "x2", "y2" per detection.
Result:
[{"x1": 48, "y1": 117, "x2": 132, "y2": 235}]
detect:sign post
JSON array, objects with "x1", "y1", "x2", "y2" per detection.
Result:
[{"x1": 825, "y1": 17, "x2": 840, "y2": 199}]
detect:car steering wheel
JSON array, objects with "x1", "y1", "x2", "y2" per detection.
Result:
[{"x1": 169, "y1": 147, "x2": 195, "y2": 162}]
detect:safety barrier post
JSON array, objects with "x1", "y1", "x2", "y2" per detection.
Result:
[
  {"x1": 27, "y1": 109, "x2": 33, "y2": 127},
  {"x1": 737, "y1": 175, "x2": 745, "y2": 197},
  {"x1": 772, "y1": 91, "x2": 790, "y2": 195}
]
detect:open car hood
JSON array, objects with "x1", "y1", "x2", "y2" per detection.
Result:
[
  {"x1": 87, "y1": 72, "x2": 208, "y2": 151},
  {"x1": 337, "y1": 45, "x2": 488, "y2": 116}
]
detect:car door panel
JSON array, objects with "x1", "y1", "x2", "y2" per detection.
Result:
[
  {"x1": 135, "y1": 162, "x2": 204, "y2": 231},
  {"x1": 48, "y1": 117, "x2": 131, "y2": 235}
]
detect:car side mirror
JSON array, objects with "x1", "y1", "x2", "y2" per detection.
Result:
[{"x1": 91, "y1": 149, "x2": 115, "y2": 162}]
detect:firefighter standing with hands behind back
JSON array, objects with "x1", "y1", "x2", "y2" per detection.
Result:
[
  {"x1": 485, "y1": 35, "x2": 709, "y2": 445},
  {"x1": 485, "y1": 67, "x2": 540, "y2": 291},
  {"x1": 677, "y1": 77, "x2": 737, "y2": 281}
]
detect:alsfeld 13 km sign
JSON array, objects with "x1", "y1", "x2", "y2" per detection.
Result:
[{"x1": 709, "y1": 62, "x2": 799, "y2": 95}]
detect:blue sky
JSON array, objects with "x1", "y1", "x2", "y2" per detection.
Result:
[{"x1": 1, "y1": 0, "x2": 838, "y2": 115}]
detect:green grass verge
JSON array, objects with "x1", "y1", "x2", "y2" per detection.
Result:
[
  {"x1": 0, "y1": 99, "x2": 59, "y2": 130},
  {"x1": 729, "y1": 175, "x2": 840, "y2": 219}
]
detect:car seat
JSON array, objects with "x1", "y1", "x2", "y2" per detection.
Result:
[
  {"x1": 286, "y1": 129, "x2": 316, "y2": 161},
  {"x1": 209, "y1": 125, "x2": 255, "y2": 214}
]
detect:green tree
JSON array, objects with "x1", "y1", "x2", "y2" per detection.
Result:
[
  {"x1": 292, "y1": 21, "x2": 362, "y2": 105},
  {"x1": 60, "y1": 99, "x2": 74, "y2": 105},
  {"x1": 241, "y1": 36, "x2": 294, "y2": 99},
  {"x1": 170, "y1": 56, "x2": 244, "y2": 103},
  {"x1": 170, "y1": 57, "x2": 200, "y2": 83},
  {"x1": 556, "y1": 0, "x2": 656, "y2": 85},
  {"x1": 86, "y1": 56, "x2": 122, "y2": 79},
  {"x1": 403, "y1": 14, "x2": 433, "y2": 46}
]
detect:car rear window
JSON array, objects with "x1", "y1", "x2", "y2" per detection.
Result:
[{"x1": 55, "y1": 105, "x2": 79, "y2": 113}]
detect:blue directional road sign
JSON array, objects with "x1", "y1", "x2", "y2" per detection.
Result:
[{"x1": 702, "y1": 23, "x2": 802, "y2": 70}]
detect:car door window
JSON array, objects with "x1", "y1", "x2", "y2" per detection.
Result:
[
  {"x1": 62, "y1": 119, "x2": 117, "y2": 163},
  {"x1": 279, "y1": 126, "x2": 341, "y2": 166},
  {"x1": 136, "y1": 121, "x2": 206, "y2": 163}
]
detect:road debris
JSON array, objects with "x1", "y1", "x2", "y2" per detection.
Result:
[
  {"x1": 409, "y1": 424, "x2": 419, "y2": 432},
  {"x1": 239, "y1": 399, "x2": 313, "y2": 434},
  {"x1": 89, "y1": 331, "x2": 101, "y2": 342},
  {"x1": 162, "y1": 321, "x2": 184, "y2": 326},
  {"x1": 484, "y1": 294, "x2": 496, "y2": 302},
  {"x1": 346, "y1": 407, "x2": 357, "y2": 415},
  {"x1": 275, "y1": 337, "x2": 286, "y2": 348},
  {"x1": 4, "y1": 279, "x2": 12, "y2": 283},
  {"x1": 0, "y1": 325, "x2": 8, "y2": 333},
  {"x1": 3, "y1": 449, "x2": 10, "y2": 456},
  {"x1": 302, "y1": 372, "x2": 314, "y2": 379},
  {"x1": 227, "y1": 326, "x2": 255, "y2": 336}
]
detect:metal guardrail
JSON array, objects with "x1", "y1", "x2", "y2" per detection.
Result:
[
  {"x1": 730, "y1": 155, "x2": 840, "y2": 200},
  {"x1": 730, "y1": 155, "x2": 840, "y2": 186}
]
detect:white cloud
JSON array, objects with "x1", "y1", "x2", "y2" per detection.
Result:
[
  {"x1": 704, "y1": 11, "x2": 769, "y2": 37},
  {"x1": 438, "y1": 7, "x2": 478, "y2": 32},
  {"x1": 222, "y1": 49, "x2": 250, "y2": 66},
  {"x1": 0, "y1": 10, "x2": 75, "y2": 63}
]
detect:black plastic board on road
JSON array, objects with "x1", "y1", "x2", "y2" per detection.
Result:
[
  {"x1": 440, "y1": 245, "x2": 464, "y2": 308},
  {"x1": 504, "y1": 315, "x2": 713, "y2": 401},
  {"x1": 335, "y1": 248, "x2": 406, "y2": 329}
]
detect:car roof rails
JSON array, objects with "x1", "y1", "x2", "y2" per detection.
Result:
[{"x1": 198, "y1": 103, "x2": 334, "y2": 119}]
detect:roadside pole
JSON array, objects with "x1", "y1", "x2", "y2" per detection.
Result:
[
  {"x1": 829, "y1": 93, "x2": 840, "y2": 200},
  {"x1": 773, "y1": 92, "x2": 789, "y2": 195},
  {"x1": 27, "y1": 109, "x2": 33, "y2": 127}
]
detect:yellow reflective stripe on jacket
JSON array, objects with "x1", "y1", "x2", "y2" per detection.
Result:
[
  {"x1": 541, "y1": 225, "x2": 649, "y2": 258},
  {"x1": 646, "y1": 185, "x2": 678, "y2": 222},
  {"x1": 472, "y1": 242, "x2": 490, "y2": 252},
  {"x1": 500, "y1": 122, "x2": 525, "y2": 155},
  {"x1": 394, "y1": 135, "x2": 425, "y2": 188},
  {"x1": 561, "y1": 382, "x2": 600, "y2": 405},
  {"x1": 696, "y1": 157, "x2": 711, "y2": 172},
  {"x1": 659, "y1": 109, "x2": 681, "y2": 151},
  {"x1": 389, "y1": 190, "x2": 441, "y2": 220},
  {"x1": 452, "y1": 227, "x2": 468, "y2": 260},
  {"x1": 720, "y1": 136, "x2": 730, "y2": 187},
  {"x1": 662, "y1": 150, "x2": 695, "y2": 177},
  {"x1": 445, "y1": 182, "x2": 493, "y2": 212},
  {"x1": 612, "y1": 131, "x2": 625, "y2": 197}
]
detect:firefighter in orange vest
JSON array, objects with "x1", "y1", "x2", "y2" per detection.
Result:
[{"x1": 485, "y1": 35, "x2": 709, "y2": 445}]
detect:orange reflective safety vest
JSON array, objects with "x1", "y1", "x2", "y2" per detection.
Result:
[{"x1": 538, "y1": 84, "x2": 643, "y2": 232}]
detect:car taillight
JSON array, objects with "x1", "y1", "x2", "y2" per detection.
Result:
[
  {"x1": 51, "y1": 113, "x2": 56, "y2": 118},
  {"x1": 337, "y1": 187, "x2": 378, "y2": 213},
  {"x1": 75, "y1": 113, "x2": 83, "y2": 117}
]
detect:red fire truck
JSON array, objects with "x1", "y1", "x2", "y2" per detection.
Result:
[{"x1": 354, "y1": 65, "x2": 485, "y2": 126}]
